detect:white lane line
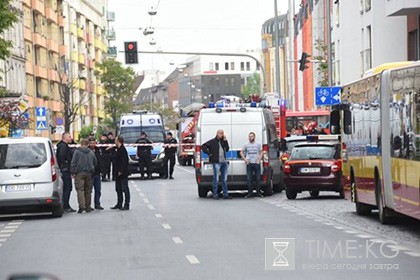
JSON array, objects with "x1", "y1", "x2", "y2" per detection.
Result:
[
  {"x1": 4, "y1": 226, "x2": 19, "y2": 229},
  {"x1": 0, "y1": 230, "x2": 15, "y2": 233},
  {"x1": 0, "y1": 238, "x2": 7, "y2": 242},
  {"x1": 186, "y1": 255, "x2": 200, "y2": 264},
  {"x1": 370, "y1": 239, "x2": 386, "y2": 244},
  {"x1": 155, "y1": 213, "x2": 163, "y2": 218},
  {"x1": 147, "y1": 204, "x2": 155, "y2": 210},
  {"x1": 172, "y1": 237, "x2": 183, "y2": 244},
  {"x1": 176, "y1": 165, "x2": 195, "y2": 174},
  {"x1": 0, "y1": 234, "x2": 11, "y2": 238},
  {"x1": 162, "y1": 223, "x2": 172, "y2": 230},
  {"x1": 344, "y1": 230, "x2": 359, "y2": 234},
  {"x1": 334, "y1": 226, "x2": 344, "y2": 230},
  {"x1": 139, "y1": 193, "x2": 145, "y2": 197},
  {"x1": 404, "y1": 251, "x2": 420, "y2": 257},
  {"x1": 143, "y1": 198, "x2": 150, "y2": 203},
  {"x1": 8, "y1": 222, "x2": 22, "y2": 225}
]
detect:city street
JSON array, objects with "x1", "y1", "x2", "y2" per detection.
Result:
[{"x1": 0, "y1": 165, "x2": 419, "y2": 280}]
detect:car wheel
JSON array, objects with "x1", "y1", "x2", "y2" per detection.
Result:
[
  {"x1": 286, "y1": 188, "x2": 297, "y2": 199},
  {"x1": 263, "y1": 177, "x2": 273, "y2": 196},
  {"x1": 338, "y1": 189, "x2": 345, "y2": 199},
  {"x1": 51, "y1": 204, "x2": 63, "y2": 218},
  {"x1": 309, "y1": 190, "x2": 319, "y2": 198},
  {"x1": 198, "y1": 186, "x2": 208, "y2": 198}
]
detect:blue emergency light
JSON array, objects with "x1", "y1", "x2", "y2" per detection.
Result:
[{"x1": 208, "y1": 102, "x2": 215, "y2": 108}]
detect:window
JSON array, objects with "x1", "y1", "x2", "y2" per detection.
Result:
[
  {"x1": 0, "y1": 143, "x2": 47, "y2": 169},
  {"x1": 230, "y1": 78, "x2": 235, "y2": 87},
  {"x1": 230, "y1": 62, "x2": 235, "y2": 71},
  {"x1": 225, "y1": 62, "x2": 229, "y2": 70},
  {"x1": 215, "y1": 63, "x2": 219, "y2": 71},
  {"x1": 256, "y1": 62, "x2": 260, "y2": 70},
  {"x1": 246, "y1": 62, "x2": 250, "y2": 71},
  {"x1": 240, "y1": 62, "x2": 245, "y2": 71}
]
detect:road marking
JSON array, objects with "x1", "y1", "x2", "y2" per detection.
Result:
[
  {"x1": 0, "y1": 230, "x2": 15, "y2": 233},
  {"x1": 186, "y1": 255, "x2": 200, "y2": 264},
  {"x1": 344, "y1": 230, "x2": 359, "y2": 234},
  {"x1": 356, "y1": 234, "x2": 375, "y2": 239},
  {"x1": 386, "y1": 244, "x2": 409, "y2": 251},
  {"x1": 4, "y1": 226, "x2": 19, "y2": 229},
  {"x1": 143, "y1": 198, "x2": 150, "y2": 203},
  {"x1": 8, "y1": 222, "x2": 22, "y2": 225},
  {"x1": 0, "y1": 238, "x2": 7, "y2": 242},
  {"x1": 404, "y1": 251, "x2": 420, "y2": 257},
  {"x1": 176, "y1": 165, "x2": 195, "y2": 174},
  {"x1": 155, "y1": 213, "x2": 163, "y2": 218},
  {"x1": 334, "y1": 226, "x2": 344, "y2": 230},
  {"x1": 0, "y1": 234, "x2": 11, "y2": 238},
  {"x1": 147, "y1": 204, "x2": 155, "y2": 210},
  {"x1": 172, "y1": 237, "x2": 183, "y2": 244},
  {"x1": 139, "y1": 193, "x2": 145, "y2": 197},
  {"x1": 370, "y1": 239, "x2": 386, "y2": 244},
  {"x1": 162, "y1": 223, "x2": 172, "y2": 229}
]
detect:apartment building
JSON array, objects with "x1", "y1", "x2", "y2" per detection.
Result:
[{"x1": 22, "y1": 0, "x2": 109, "y2": 140}]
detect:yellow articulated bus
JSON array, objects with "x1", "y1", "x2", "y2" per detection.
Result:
[{"x1": 330, "y1": 61, "x2": 420, "y2": 224}]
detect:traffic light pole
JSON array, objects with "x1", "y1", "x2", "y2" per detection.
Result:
[{"x1": 120, "y1": 50, "x2": 267, "y2": 94}]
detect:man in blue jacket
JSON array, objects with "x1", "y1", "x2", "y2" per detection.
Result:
[{"x1": 201, "y1": 129, "x2": 231, "y2": 199}]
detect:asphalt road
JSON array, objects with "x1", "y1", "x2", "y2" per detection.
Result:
[{"x1": 0, "y1": 165, "x2": 419, "y2": 280}]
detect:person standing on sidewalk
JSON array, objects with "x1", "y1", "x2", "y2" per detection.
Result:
[
  {"x1": 240, "y1": 132, "x2": 263, "y2": 198},
  {"x1": 201, "y1": 129, "x2": 231, "y2": 199},
  {"x1": 88, "y1": 137, "x2": 104, "y2": 210},
  {"x1": 163, "y1": 132, "x2": 177, "y2": 179},
  {"x1": 56, "y1": 132, "x2": 76, "y2": 213},
  {"x1": 111, "y1": 136, "x2": 130, "y2": 210},
  {"x1": 70, "y1": 139, "x2": 97, "y2": 213}
]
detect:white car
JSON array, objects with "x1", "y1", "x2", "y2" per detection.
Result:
[{"x1": 0, "y1": 137, "x2": 63, "y2": 218}]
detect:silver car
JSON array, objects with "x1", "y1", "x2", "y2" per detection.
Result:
[{"x1": 0, "y1": 137, "x2": 63, "y2": 218}]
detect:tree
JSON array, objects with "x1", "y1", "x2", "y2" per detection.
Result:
[
  {"x1": 241, "y1": 72, "x2": 261, "y2": 99},
  {"x1": 0, "y1": 0, "x2": 19, "y2": 61},
  {"x1": 95, "y1": 59, "x2": 136, "y2": 129},
  {"x1": 313, "y1": 39, "x2": 333, "y2": 86}
]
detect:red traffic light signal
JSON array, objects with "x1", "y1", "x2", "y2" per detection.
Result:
[
  {"x1": 124, "y1": 41, "x2": 138, "y2": 64},
  {"x1": 299, "y1": 52, "x2": 311, "y2": 71}
]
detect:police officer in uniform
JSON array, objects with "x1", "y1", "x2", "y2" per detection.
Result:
[
  {"x1": 136, "y1": 132, "x2": 153, "y2": 179},
  {"x1": 163, "y1": 132, "x2": 178, "y2": 179}
]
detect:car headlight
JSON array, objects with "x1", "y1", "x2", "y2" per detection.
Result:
[{"x1": 157, "y1": 152, "x2": 165, "y2": 160}]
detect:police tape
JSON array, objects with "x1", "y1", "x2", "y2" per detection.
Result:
[{"x1": 67, "y1": 143, "x2": 192, "y2": 148}]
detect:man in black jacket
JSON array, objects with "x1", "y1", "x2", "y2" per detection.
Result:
[
  {"x1": 163, "y1": 132, "x2": 178, "y2": 179},
  {"x1": 201, "y1": 129, "x2": 231, "y2": 199},
  {"x1": 136, "y1": 131, "x2": 153, "y2": 179},
  {"x1": 88, "y1": 137, "x2": 104, "y2": 210},
  {"x1": 56, "y1": 132, "x2": 76, "y2": 212},
  {"x1": 111, "y1": 136, "x2": 130, "y2": 210}
]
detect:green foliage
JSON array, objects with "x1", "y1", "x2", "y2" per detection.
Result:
[
  {"x1": 136, "y1": 104, "x2": 179, "y2": 130},
  {"x1": 0, "y1": 0, "x2": 19, "y2": 61},
  {"x1": 95, "y1": 59, "x2": 136, "y2": 128},
  {"x1": 313, "y1": 39, "x2": 331, "y2": 86},
  {"x1": 241, "y1": 72, "x2": 261, "y2": 99}
]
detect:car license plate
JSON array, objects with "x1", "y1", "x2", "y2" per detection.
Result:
[
  {"x1": 204, "y1": 164, "x2": 213, "y2": 170},
  {"x1": 5, "y1": 184, "x2": 33, "y2": 192},
  {"x1": 299, "y1": 167, "x2": 320, "y2": 174}
]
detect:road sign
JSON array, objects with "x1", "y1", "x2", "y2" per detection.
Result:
[
  {"x1": 315, "y1": 87, "x2": 341, "y2": 106},
  {"x1": 36, "y1": 107, "x2": 46, "y2": 117},
  {"x1": 56, "y1": 117, "x2": 64, "y2": 126},
  {"x1": 36, "y1": 120, "x2": 48, "y2": 130},
  {"x1": 55, "y1": 125, "x2": 64, "y2": 135}
]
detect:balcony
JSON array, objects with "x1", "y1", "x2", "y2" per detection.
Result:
[
  {"x1": 78, "y1": 53, "x2": 85, "y2": 65},
  {"x1": 33, "y1": 33, "x2": 47, "y2": 48},
  {"x1": 23, "y1": 0, "x2": 31, "y2": 7},
  {"x1": 94, "y1": 37, "x2": 101, "y2": 49},
  {"x1": 26, "y1": 61, "x2": 34, "y2": 76},
  {"x1": 71, "y1": 51, "x2": 77, "y2": 62},
  {"x1": 107, "y1": 46, "x2": 117, "y2": 57},
  {"x1": 97, "y1": 109, "x2": 105, "y2": 119},
  {"x1": 77, "y1": 27, "x2": 84, "y2": 39},
  {"x1": 45, "y1": 7, "x2": 58, "y2": 23},
  {"x1": 32, "y1": 0, "x2": 45, "y2": 15},
  {"x1": 70, "y1": 23, "x2": 77, "y2": 35},
  {"x1": 59, "y1": 45, "x2": 66, "y2": 57},
  {"x1": 386, "y1": 0, "x2": 420, "y2": 16},
  {"x1": 86, "y1": 32, "x2": 92, "y2": 44},
  {"x1": 24, "y1": 26, "x2": 32, "y2": 42},
  {"x1": 48, "y1": 69, "x2": 58, "y2": 82},
  {"x1": 58, "y1": 15, "x2": 64, "y2": 27},
  {"x1": 106, "y1": 30, "x2": 116, "y2": 40},
  {"x1": 96, "y1": 85, "x2": 103, "y2": 95},
  {"x1": 47, "y1": 39, "x2": 59, "y2": 53},
  {"x1": 51, "y1": 100, "x2": 62, "y2": 112},
  {"x1": 88, "y1": 58, "x2": 94, "y2": 69},
  {"x1": 34, "y1": 65, "x2": 48, "y2": 79}
]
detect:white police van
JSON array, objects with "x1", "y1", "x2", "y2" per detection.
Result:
[
  {"x1": 118, "y1": 111, "x2": 166, "y2": 177},
  {"x1": 194, "y1": 103, "x2": 283, "y2": 198}
]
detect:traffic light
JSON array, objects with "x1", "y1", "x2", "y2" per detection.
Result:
[
  {"x1": 124, "y1": 41, "x2": 138, "y2": 64},
  {"x1": 299, "y1": 52, "x2": 311, "y2": 71}
]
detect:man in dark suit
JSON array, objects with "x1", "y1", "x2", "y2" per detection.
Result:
[{"x1": 110, "y1": 136, "x2": 130, "y2": 211}]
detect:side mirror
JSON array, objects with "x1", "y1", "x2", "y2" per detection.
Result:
[
  {"x1": 343, "y1": 109, "x2": 352, "y2": 134},
  {"x1": 330, "y1": 110, "x2": 340, "y2": 134},
  {"x1": 279, "y1": 138, "x2": 287, "y2": 152}
]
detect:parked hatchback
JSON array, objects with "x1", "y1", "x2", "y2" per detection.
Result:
[
  {"x1": 0, "y1": 137, "x2": 63, "y2": 217},
  {"x1": 283, "y1": 142, "x2": 343, "y2": 199}
]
